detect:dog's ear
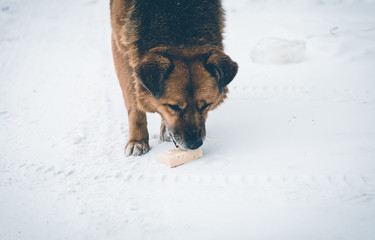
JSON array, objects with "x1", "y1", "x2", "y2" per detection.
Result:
[
  {"x1": 205, "y1": 50, "x2": 238, "y2": 94},
  {"x1": 135, "y1": 53, "x2": 174, "y2": 99}
]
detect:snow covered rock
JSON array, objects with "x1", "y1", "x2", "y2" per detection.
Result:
[{"x1": 251, "y1": 37, "x2": 306, "y2": 64}]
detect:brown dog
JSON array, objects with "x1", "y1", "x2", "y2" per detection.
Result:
[{"x1": 110, "y1": 0, "x2": 238, "y2": 156}]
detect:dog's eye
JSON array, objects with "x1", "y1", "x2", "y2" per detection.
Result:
[
  {"x1": 167, "y1": 104, "x2": 182, "y2": 112},
  {"x1": 200, "y1": 103, "x2": 211, "y2": 112}
]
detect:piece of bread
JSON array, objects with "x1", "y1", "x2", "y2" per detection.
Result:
[{"x1": 158, "y1": 148, "x2": 203, "y2": 168}]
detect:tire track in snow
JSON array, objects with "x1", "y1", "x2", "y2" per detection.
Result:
[
  {"x1": 230, "y1": 85, "x2": 374, "y2": 103},
  {"x1": 8, "y1": 158, "x2": 375, "y2": 190},
  {"x1": 121, "y1": 173, "x2": 375, "y2": 188},
  {"x1": 8, "y1": 158, "x2": 375, "y2": 203}
]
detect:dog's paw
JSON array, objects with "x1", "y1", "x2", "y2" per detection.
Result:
[{"x1": 125, "y1": 140, "x2": 150, "y2": 157}]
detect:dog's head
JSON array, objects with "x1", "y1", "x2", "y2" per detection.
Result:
[{"x1": 135, "y1": 46, "x2": 238, "y2": 150}]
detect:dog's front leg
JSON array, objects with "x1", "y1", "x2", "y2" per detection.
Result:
[
  {"x1": 111, "y1": 36, "x2": 150, "y2": 156},
  {"x1": 125, "y1": 109, "x2": 149, "y2": 156},
  {"x1": 160, "y1": 120, "x2": 171, "y2": 142}
]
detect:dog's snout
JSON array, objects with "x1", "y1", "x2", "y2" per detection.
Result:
[
  {"x1": 186, "y1": 139, "x2": 203, "y2": 150},
  {"x1": 183, "y1": 128, "x2": 203, "y2": 150}
]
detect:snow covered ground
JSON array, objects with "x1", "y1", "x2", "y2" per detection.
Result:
[{"x1": 1, "y1": 0, "x2": 375, "y2": 239}]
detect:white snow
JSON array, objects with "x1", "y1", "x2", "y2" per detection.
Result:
[
  {"x1": 1, "y1": 0, "x2": 375, "y2": 239},
  {"x1": 251, "y1": 37, "x2": 306, "y2": 64}
]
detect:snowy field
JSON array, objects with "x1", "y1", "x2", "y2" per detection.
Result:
[{"x1": 1, "y1": 0, "x2": 375, "y2": 239}]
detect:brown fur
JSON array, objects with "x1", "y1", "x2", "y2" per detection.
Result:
[{"x1": 110, "y1": 0, "x2": 238, "y2": 156}]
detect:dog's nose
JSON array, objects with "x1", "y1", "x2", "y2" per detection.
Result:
[{"x1": 186, "y1": 139, "x2": 203, "y2": 150}]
